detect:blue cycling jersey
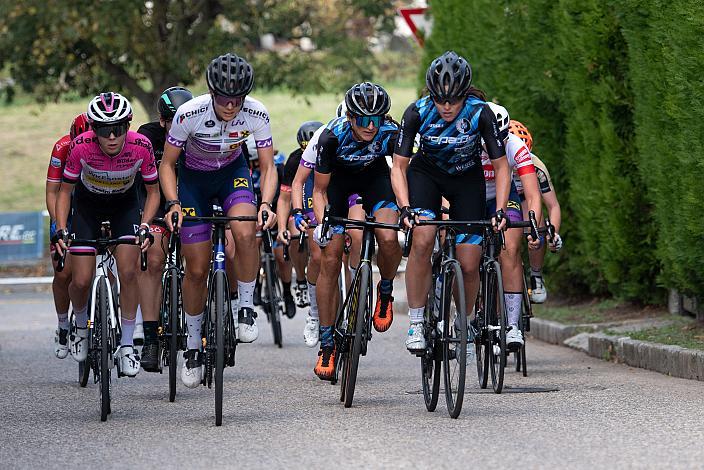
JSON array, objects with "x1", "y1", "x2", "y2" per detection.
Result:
[
  {"x1": 315, "y1": 117, "x2": 398, "y2": 174},
  {"x1": 395, "y1": 95, "x2": 505, "y2": 175}
]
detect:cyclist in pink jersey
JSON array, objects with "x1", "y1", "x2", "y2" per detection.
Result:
[
  {"x1": 46, "y1": 113, "x2": 91, "y2": 359},
  {"x1": 55, "y1": 92, "x2": 159, "y2": 377}
]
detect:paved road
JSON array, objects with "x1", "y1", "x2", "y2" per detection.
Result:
[{"x1": 1, "y1": 291, "x2": 703, "y2": 469}]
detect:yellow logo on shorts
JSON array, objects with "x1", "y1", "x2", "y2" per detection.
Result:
[
  {"x1": 507, "y1": 200, "x2": 521, "y2": 211},
  {"x1": 234, "y1": 178, "x2": 249, "y2": 188},
  {"x1": 307, "y1": 197, "x2": 313, "y2": 208},
  {"x1": 182, "y1": 207, "x2": 196, "y2": 216}
]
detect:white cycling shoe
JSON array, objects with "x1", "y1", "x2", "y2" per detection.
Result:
[
  {"x1": 55, "y1": 328, "x2": 69, "y2": 359},
  {"x1": 303, "y1": 315, "x2": 320, "y2": 348},
  {"x1": 507, "y1": 327, "x2": 524, "y2": 349},
  {"x1": 70, "y1": 327, "x2": 89, "y2": 362},
  {"x1": 405, "y1": 322, "x2": 426, "y2": 352},
  {"x1": 530, "y1": 276, "x2": 547, "y2": 304},
  {"x1": 116, "y1": 345, "x2": 141, "y2": 377},
  {"x1": 181, "y1": 349, "x2": 203, "y2": 388},
  {"x1": 237, "y1": 307, "x2": 258, "y2": 343}
]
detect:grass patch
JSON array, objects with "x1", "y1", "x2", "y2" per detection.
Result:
[
  {"x1": 610, "y1": 316, "x2": 704, "y2": 351},
  {"x1": 1, "y1": 84, "x2": 419, "y2": 213},
  {"x1": 533, "y1": 298, "x2": 666, "y2": 325}
]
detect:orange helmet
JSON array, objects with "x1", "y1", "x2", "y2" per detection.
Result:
[{"x1": 509, "y1": 119, "x2": 533, "y2": 151}]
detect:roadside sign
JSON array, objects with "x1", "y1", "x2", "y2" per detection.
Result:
[
  {"x1": 399, "y1": 7, "x2": 432, "y2": 47},
  {"x1": 0, "y1": 212, "x2": 44, "y2": 263}
]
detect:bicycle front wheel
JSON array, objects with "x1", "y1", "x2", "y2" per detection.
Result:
[
  {"x1": 97, "y1": 277, "x2": 111, "y2": 422},
  {"x1": 166, "y1": 267, "x2": 180, "y2": 402},
  {"x1": 343, "y1": 263, "x2": 370, "y2": 408},
  {"x1": 214, "y1": 271, "x2": 226, "y2": 426},
  {"x1": 264, "y1": 257, "x2": 283, "y2": 348},
  {"x1": 441, "y1": 261, "x2": 467, "y2": 419},
  {"x1": 488, "y1": 261, "x2": 507, "y2": 394},
  {"x1": 421, "y1": 296, "x2": 441, "y2": 412}
]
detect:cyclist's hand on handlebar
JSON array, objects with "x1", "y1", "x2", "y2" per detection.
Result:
[
  {"x1": 292, "y1": 208, "x2": 309, "y2": 231},
  {"x1": 54, "y1": 229, "x2": 69, "y2": 257},
  {"x1": 259, "y1": 205, "x2": 277, "y2": 230},
  {"x1": 549, "y1": 232, "x2": 563, "y2": 252},
  {"x1": 136, "y1": 224, "x2": 153, "y2": 252},
  {"x1": 166, "y1": 207, "x2": 182, "y2": 232},
  {"x1": 399, "y1": 206, "x2": 416, "y2": 229},
  {"x1": 277, "y1": 230, "x2": 291, "y2": 246},
  {"x1": 492, "y1": 209, "x2": 507, "y2": 232},
  {"x1": 526, "y1": 234, "x2": 542, "y2": 251},
  {"x1": 313, "y1": 224, "x2": 331, "y2": 248}
]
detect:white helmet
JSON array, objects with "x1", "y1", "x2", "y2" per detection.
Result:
[
  {"x1": 488, "y1": 102, "x2": 510, "y2": 134},
  {"x1": 336, "y1": 100, "x2": 346, "y2": 118},
  {"x1": 87, "y1": 92, "x2": 133, "y2": 124}
]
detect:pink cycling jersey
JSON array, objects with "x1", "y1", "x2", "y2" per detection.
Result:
[{"x1": 63, "y1": 130, "x2": 158, "y2": 194}]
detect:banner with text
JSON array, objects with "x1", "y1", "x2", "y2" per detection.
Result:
[{"x1": 0, "y1": 212, "x2": 44, "y2": 263}]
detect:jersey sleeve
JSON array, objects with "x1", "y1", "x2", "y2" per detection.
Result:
[
  {"x1": 532, "y1": 156, "x2": 554, "y2": 193},
  {"x1": 506, "y1": 136, "x2": 535, "y2": 176},
  {"x1": 384, "y1": 129, "x2": 400, "y2": 156},
  {"x1": 301, "y1": 127, "x2": 323, "y2": 169},
  {"x1": 62, "y1": 142, "x2": 82, "y2": 185},
  {"x1": 281, "y1": 150, "x2": 300, "y2": 190},
  {"x1": 139, "y1": 143, "x2": 159, "y2": 184},
  {"x1": 395, "y1": 103, "x2": 421, "y2": 158},
  {"x1": 480, "y1": 104, "x2": 506, "y2": 159},
  {"x1": 166, "y1": 108, "x2": 189, "y2": 148},
  {"x1": 315, "y1": 129, "x2": 338, "y2": 175},
  {"x1": 247, "y1": 102, "x2": 273, "y2": 149},
  {"x1": 47, "y1": 137, "x2": 69, "y2": 183}
]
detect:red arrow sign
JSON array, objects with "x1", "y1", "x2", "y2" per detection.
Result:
[{"x1": 399, "y1": 7, "x2": 431, "y2": 47}]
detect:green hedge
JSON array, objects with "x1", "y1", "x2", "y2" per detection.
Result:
[{"x1": 423, "y1": 0, "x2": 703, "y2": 301}]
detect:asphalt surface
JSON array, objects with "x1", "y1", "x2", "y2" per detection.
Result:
[{"x1": 1, "y1": 291, "x2": 703, "y2": 469}]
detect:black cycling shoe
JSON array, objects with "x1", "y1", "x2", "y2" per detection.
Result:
[
  {"x1": 141, "y1": 342, "x2": 160, "y2": 372},
  {"x1": 284, "y1": 294, "x2": 296, "y2": 319}
]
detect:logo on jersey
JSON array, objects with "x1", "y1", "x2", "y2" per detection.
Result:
[
  {"x1": 205, "y1": 120, "x2": 216, "y2": 128},
  {"x1": 229, "y1": 130, "x2": 250, "y2": 138},
  {"x1": 367, "y1": 141, "x2": 383, "y2": 153},
  {"x1": 234, "y1": 178, "x2": 249, "y2": 188},
  {"x1": 456, "y1": 118, "x2": 470, "y2": 134},
  {"x1": 514, "y1": 147, "x2": 530, "y2": 164},
  {"x1": 243, "y1": 107, "x2": 270, "y2": 123},
  {"x1": 182, "y1": 207, "x2": 196, "y2": 216},
  {"x1": 50, "y1": 157, "x2": 62, "y2": 168},
  {"x1": 306, "y1": 197, "x2": 313, "y2": 209},
  {"x1": 429, "y1": 123, "x2": 445, "y2": 128},
  {"x1": 229, "y1": 143, "x2": 242, "y2": 150}
]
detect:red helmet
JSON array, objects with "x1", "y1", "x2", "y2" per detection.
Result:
[
  {"x1": 509, "y1": 119, "x2": 533, "y2": 151},
  {"x1": 70, "y1": 113, "x2": 91, "y2": 140}
]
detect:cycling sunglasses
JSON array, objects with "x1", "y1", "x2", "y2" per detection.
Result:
[
  {"x1": 354, "y1": 115, "x2": 384, "y2": 128},
  {"x1": 213, "y1": 93, "x2": 245, "y2": 108},
  {"x1": 431, "y1": 95, "x2": 465, "y2": 105},
  {"x1": 93, "y1": 122, "x2": 129, "y2": 138}
]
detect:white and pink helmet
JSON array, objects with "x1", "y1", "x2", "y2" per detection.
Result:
[{"x1": 87, "y1": 92, "x2": 133, "y2": 124}]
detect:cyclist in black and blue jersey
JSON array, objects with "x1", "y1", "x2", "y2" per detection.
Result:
[
  {"x1": 311, "y1": 82, "x2": 402, "y2": 380},
  {"x1": 391, "y1": 51, "x2": 512, "y2": 352}
]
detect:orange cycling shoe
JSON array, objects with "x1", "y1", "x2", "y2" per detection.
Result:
[
  {"x1": 314, "y1": 346, "x2": 336, "y2": 381},
  {"x1": 373, "y1": 282, "x2": 394, "y2": 332}
]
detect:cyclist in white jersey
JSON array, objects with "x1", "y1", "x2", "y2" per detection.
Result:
[{"x1": 161, "y1": 53, "x2": 278, "y2": 388}]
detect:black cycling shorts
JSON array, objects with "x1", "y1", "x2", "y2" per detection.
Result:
[
  {"x1": 327, "y1": 158, "x2": 398, "y2": 219},
  {"x1": 408, "y1": 156, "x2": 486, "y2": 236},
  {"x1": 70, "y1": 183, "x2": 141, "y2": 255}
]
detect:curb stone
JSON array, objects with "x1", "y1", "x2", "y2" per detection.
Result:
[{"x1": 530, "y1": 318, "x2": 704, "y2": 382}]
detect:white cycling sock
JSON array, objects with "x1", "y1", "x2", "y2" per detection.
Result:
[
  {"x1": 74, "y1": 304, "x2": 88, "y2": 329},
  {"x1": 409, "y1": 307, "x2": 424, "y2": 324},
  {"x1": 530, "y1": 267, "x2": 542, "y2": 278},
  {"x1": 186, "y1": 312, "x2": 204, "y2": 350},
  {"x1": 57, "y1": 312, "x2": 69, "y2": 330},
  {"x1": 308, "y1": 282, "x2": 319, "y2": 319},
  {"x1": 238, "y1": 280, "x2": 256, "y2": 309},
  {"x1": 121, "y1": 317, "x2": 136, "y2": 346},
  {"x1": 505, "y1": 292, "x2": 522, "y2": 327},
  {"x1": 136, "y1": 304, "x2": 143, "y2": 324}
]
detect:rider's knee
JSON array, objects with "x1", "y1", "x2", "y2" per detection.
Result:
[{"x1": 376, "y1": 234, "x2": 399, "y2": 254}]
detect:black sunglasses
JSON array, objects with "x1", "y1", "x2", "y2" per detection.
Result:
[{"x1": 93, "y1": 122, "x2": 129, "y2": 138}]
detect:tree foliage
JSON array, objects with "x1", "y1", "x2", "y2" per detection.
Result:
[{"x1": 0, "y1": 0, "x2": 397, "y2": 114}]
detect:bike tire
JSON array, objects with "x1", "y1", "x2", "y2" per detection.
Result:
[
  {"x1": 441, "y1": 261, "x2": 467, "y2": 419},
  {"x1": 474, "y1": 292, "x2": 489, "y2": 389},
  {"x1": 215, "y1": 271, "x2": 226, "y2": 426},
  {"x1": 168, "y1": 268, "x2": 180, "y2": 402},
  {"x1": 488, "y1": 261, "x2": 507, "y2": 394},
  {"x1": 97, "y1": 277, "x2": 111, "y2": 422},
  {"x1": 343, "y1": 263, "x2": 370, "y2": 408},
  {"x1": 421, "y1": 294, "x2": 441, "y2": 412},
  {"x1": 264, "y1": 257, "x2": 283, "y2": 348}
]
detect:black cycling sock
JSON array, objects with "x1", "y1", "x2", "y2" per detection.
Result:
[{"x1": 143, "y1": 321, "x2": 158, "y2": 344}]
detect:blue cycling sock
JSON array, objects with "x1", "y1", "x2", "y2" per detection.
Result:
[
  {"x1": 380, "y1": 278, "x2": 393, "y2": 296},
  {"x1": 320, "y1": 325, "x2": 334, "y2": 348}
]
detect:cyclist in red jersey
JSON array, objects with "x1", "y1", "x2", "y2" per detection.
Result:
[
  {"x1": 46, "y1": 113, "x2": 91, "y2": 359},
  {"x1": 55, "y1": 92, "x2": 159, "y2": 377}
]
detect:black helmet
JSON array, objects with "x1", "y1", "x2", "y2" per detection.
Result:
[
  {"x1": 297, "y1": 121, "x2": 323, "y2": 148},
  {"x1": 206, "y1": 53, "x2": 254, "y2": 97},
  {"x1": 425, "y1": 51, "x2": 472, "y2": 102},
  {"x1": 344, "y1": 82, "x2": 391, "y2": 116},
  {"x1": 158, "y1": 86, "x2": 194, "y2": 119}
]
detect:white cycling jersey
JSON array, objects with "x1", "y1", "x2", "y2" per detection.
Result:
[
  {"x1": 167, "y1": 93, "x2": 273, "y2": 172},
  {"x1": 482, "y1": 133, "x2": 535, "y2": 200},
  {"x1": 300, "y1": 125, "x2": 325, "y2": 169}
]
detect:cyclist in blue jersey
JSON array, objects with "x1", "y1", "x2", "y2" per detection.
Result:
[
  {"x1": 391, "y1": 51, "x2": 512, "y2": 352},
  {"x1": 311, "y1": 83, "x2": 402, "y2": 380}
]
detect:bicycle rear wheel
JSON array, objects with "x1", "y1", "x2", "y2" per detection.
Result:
[
  {"x1": 421, "y1": 295, "x2": 441, "y2": 411},
  {"x1": 441, "y1": 261, "x2": 467, "y2": 419},
  {"x1": 214, "y1": 271, "x2": 226, "y2": 426},
  {"x1": 264, "y1": 257, "x2": 283, "y2": 348},
  {"x1": 487, "y1": 261, "x2": 507, "y2": 394},
  {"x1": 97, "y1": 277, "x2": 111, "y2": 422},
  {"x1": 343, "y1": 263, "x2": 370, "y2": 408},
  {"x1": 474, "y1": 294, "x2": 489, "y2": 389},
  {"x1": 166, "y1": 268, "x2": 180, "y2": 402}
]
